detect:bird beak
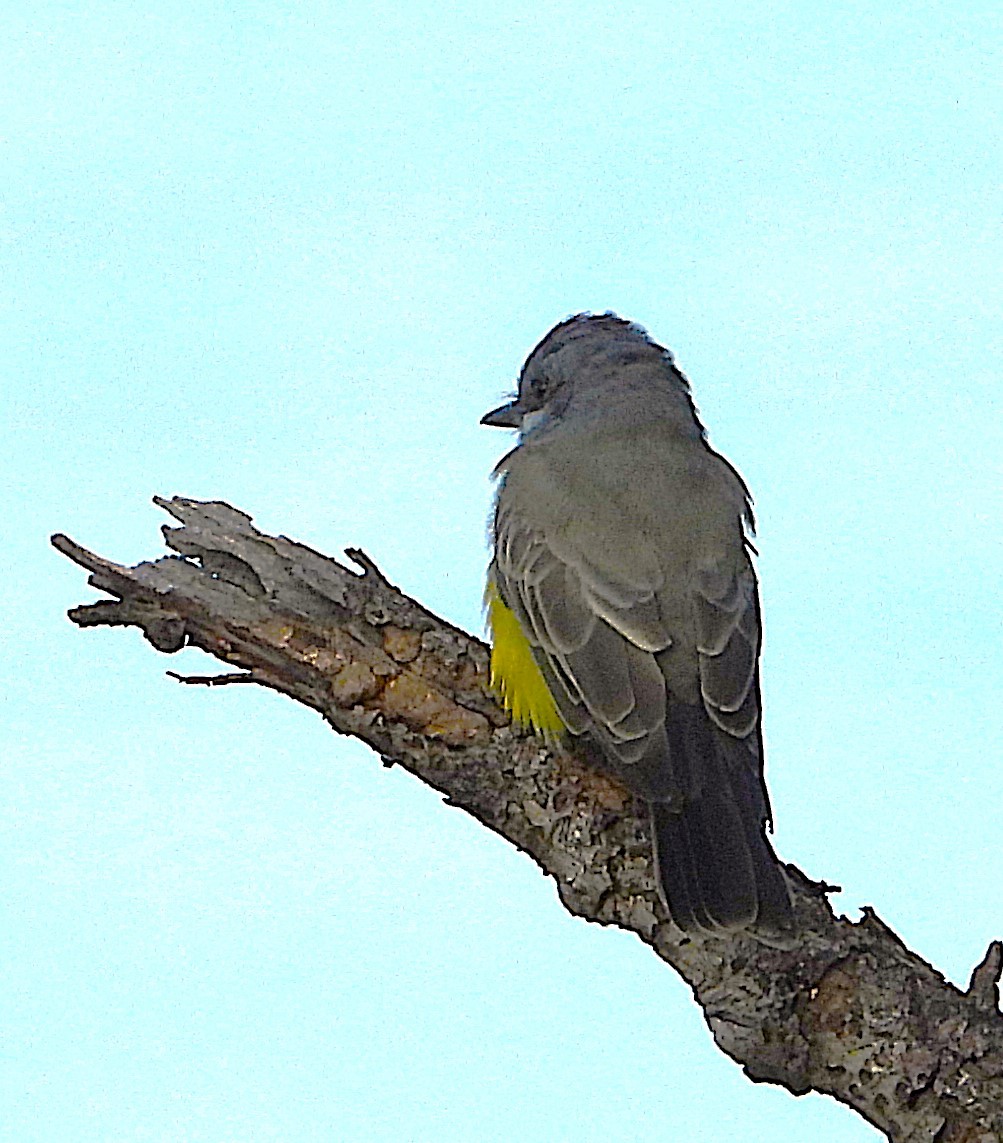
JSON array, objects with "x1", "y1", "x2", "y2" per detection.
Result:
[{"x1": 480, "y1": 400, "x2": 524, "y2": 428}]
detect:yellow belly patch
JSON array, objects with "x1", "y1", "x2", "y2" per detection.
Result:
[{"x1": 484, "y1": 579, "x2": 566, "y2": 737}]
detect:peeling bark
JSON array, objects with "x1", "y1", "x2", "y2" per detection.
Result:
[{"x1": 52, "y1": 497, "x2": 1003, "y2": 1142}]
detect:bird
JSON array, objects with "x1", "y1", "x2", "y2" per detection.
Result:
[{"x1": 481, "y1": 313, "x2": 795, "y2": 942}]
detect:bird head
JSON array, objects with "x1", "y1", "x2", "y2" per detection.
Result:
[{"x1": 481, "y1": 313, "x2": 701, "y2": 444}]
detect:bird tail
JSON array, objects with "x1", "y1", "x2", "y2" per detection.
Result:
[{"x1": 650, "y1": 707, "x2": 795, "y2": 944}]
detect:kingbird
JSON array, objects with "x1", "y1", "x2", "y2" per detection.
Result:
[{"x1": 482, "y1": 314, "x2": 794, "y2": 941}]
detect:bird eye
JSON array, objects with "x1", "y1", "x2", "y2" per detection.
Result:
[{"x1": 529, "y1": 375, "x2": 551, "y2": 404}]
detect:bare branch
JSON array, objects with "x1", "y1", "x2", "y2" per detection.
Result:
[
  {"x1": 969, "y1": 943, "x2": 1003, "y2": 1015},
  {"x1": 166, "y1": 670, "x2": 256, "y2": 686},
  {"x1": 53, "y1": 497, "x2": 1003, "y2": 1141}
]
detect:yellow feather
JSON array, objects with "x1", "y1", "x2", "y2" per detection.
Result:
[{"x1": 484, "y1": 578, "x2": 566, "y2": 737}]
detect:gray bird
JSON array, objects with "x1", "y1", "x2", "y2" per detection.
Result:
[{"x1": 482, "y1": 313, "x2": 795, "y2": 942}]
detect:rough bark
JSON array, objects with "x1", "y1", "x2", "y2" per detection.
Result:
[{"x1": 52, "y1": 496, "x2": 1003, "y2": 1142}]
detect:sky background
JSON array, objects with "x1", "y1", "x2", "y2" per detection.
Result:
[{"x1": 2, "y1": 3, "x2": 1001, "y2": 1141}]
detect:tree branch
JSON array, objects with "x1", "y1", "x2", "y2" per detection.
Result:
[{"x1": 53, "y1": 497, "x2": 1003, "y2": 1141}]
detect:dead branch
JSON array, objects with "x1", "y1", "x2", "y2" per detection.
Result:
[{"x1": 52, "y1": 497, "x2": 1003, "y2": 1141}]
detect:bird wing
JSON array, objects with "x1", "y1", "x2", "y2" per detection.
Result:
[
  {"x1": 493, "y1": 492, "x2": 765, "y2": 801},
  {"x1": 692, "y1": 556, "x2": 762, "y2": 741},
  {"x1": 492, "y1": 496, "x2": 674, "y2": 783}
]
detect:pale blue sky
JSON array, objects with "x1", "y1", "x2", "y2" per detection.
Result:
[{"x1": 2, "y1": 4, "x2": 1001, "y2": 1141}]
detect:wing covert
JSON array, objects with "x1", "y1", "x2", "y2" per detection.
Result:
[
  {"x1": 693, "y1": 558, "x2": 762, "y2": 739},
  {"x1": 492, "y1": 505, "x2": 673, "y2": 774}
]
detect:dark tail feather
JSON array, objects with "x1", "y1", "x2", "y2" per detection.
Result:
[{"x1": 651, "y1": 709, "x2": 794, "y2": 943}]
